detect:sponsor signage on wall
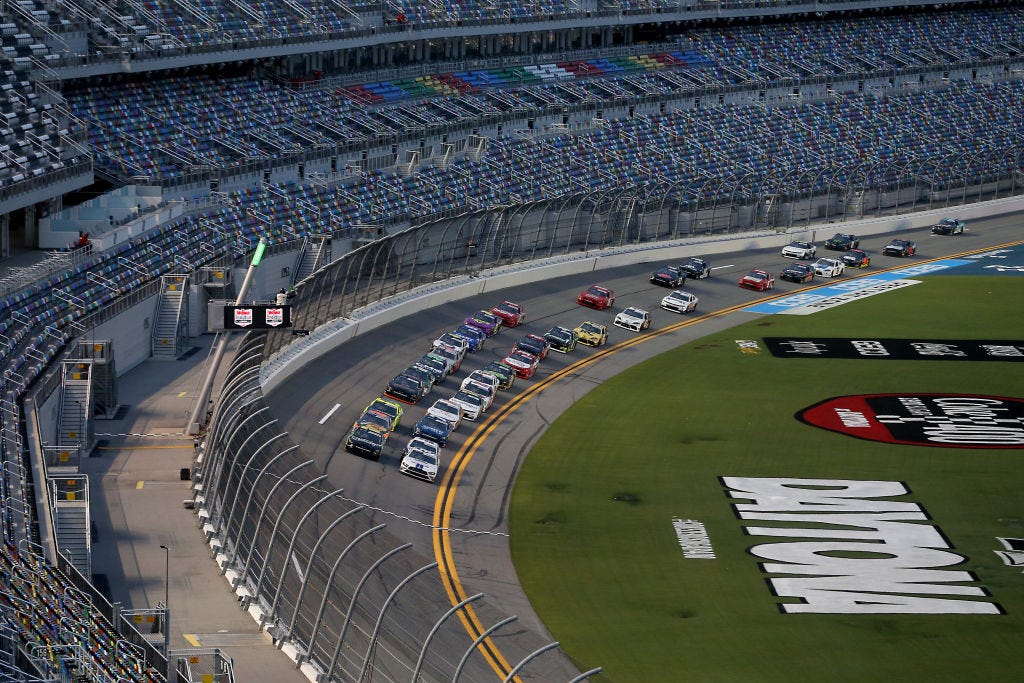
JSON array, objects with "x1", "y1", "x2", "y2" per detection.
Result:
[
  {"x1": 722, "y1": 477, "x2": 1001, "y2": 614},
  {"x1": 223, "y1": 305, "x2": 292, "y2": 330},
  {"x1": 764, "y1": 338, "x2": 1024, "y2": 361},
  {"x1": 797, "y1": 394, "x2": 1024, "y2": 448}
]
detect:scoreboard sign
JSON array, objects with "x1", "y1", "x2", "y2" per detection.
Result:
[{"x1": 222, "y1": 305, "x2": 292, "y2": 330}]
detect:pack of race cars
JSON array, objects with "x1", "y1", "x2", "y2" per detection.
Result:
[
  {"x1": 347, "y1": 222, "x2": 947, "y2": 482},
  {"x1": 346, "y1": 297, "x2": 628, "y2": 483}
]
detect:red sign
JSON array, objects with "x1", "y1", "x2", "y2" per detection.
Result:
[{"x1": 797, "y1": 394, "x2": 1024, "y2": 448}]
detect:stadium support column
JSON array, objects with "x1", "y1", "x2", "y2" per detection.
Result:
[{"x1": 185, "y1": 237, "x2": 265, "y2": 436}]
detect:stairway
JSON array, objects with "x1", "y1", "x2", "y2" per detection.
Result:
[
  {"x1": 152, "y1": 274, "x2": 189, "y2": 360},
  {"x1": 51, "y1": 475, "x2": 91, "y2": 579},
  {"x1": 58, "y1": 362, "x2": 92, "y2": 450},
  {"x1": 292, "y1": 236, "x2": 330, "y2": 285}
]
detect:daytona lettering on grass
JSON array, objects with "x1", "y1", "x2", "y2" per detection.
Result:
[{"x1": 722, "y1": 477, "x2": 1001, "y2": 614}]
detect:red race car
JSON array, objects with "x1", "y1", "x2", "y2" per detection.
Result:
[
  {"x1": 502, "y1": 349, "x2": 541, "y2": 378},
  {"x1": 738, "y1": 269, "x2": 775, "y2": 291},
  {"x1": 490, "y1": 300, "x2": 525, "y2": 327},
  {"x1": 576, "y1": 285, "x2": 615, "y2": 309}
]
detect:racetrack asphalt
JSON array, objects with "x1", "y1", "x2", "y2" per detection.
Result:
[{"x1": 263, "y1": 212, "x2": 1024, "y2": 676}]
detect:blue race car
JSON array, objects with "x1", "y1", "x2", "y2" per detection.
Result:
[
  {"x1": 413, "y1": 414, "x2": 455, "y2": 446},
  {"x1": 451, "y1": 324, "x2": 487, "y2": 352}
]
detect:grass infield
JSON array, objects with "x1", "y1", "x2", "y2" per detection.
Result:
[{"x1": 509, "y1": 276, "x2": 1024, "y2": 682}]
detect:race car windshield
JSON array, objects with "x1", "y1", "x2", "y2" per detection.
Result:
[
  {"x1": 581, "y1": 323, "x2": 601, "y2": 333},
  {"x1": 360, "y1": 413, "x2": 390, "y2": 430},
  {"x1": 410, "y1": 450, "x2": 438, "y2": 465},
  {"x1": 353, "y1": 427, "x2": 383, "y2": 442},
  {"x1": 586, "y1": 287, "x2": 606, "y2": 296}
]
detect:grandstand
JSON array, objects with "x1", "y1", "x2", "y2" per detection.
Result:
[{"x1": 0, "y1": 0, "x2": 1022, "y2": 680}]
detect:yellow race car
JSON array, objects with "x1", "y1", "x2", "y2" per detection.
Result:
[{"x1": 574, "y1": 321, "x2": 609, "y2": 347}]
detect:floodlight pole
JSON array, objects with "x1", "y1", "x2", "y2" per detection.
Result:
[{"x1": 186, "y1": 237, "x2": 265, "y2": 436}]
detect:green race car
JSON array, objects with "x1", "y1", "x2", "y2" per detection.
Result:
[{"x1": 364, "y1": 396, "x2": 404, "y2": 429}]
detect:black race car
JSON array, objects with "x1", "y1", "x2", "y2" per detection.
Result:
[
  {"x1": 780, "y1": 262, "x2": 815, "y2": 283},
  {"x1": 649, "y1": 266, "x2": 685, "y2": 288},
  {"x1": 544, "y1": 326, "x2": 578, "y2": 353},
  {"x1": 345, "y1": 424, "x2": 387, "y2": 459},
  {"x1": 840, "y1": 249, "x2": 871, "y2": 268},
  {"x1": 679, "y1": 257, "x2": 711, "y2": 279},
  {"x1": 384, "y1": 373, "x2": 428, "y2": 404},
  {"x1": 931, "y1": 218, "x2": 965, "y2": 235},
  {"x1": 883, "y1": 239, "x2": 917, "y2": 257},
  {"x1": 824, "y1": 233, "x2": 859, "y2": 251},
  {"x1": 416, "y1": 355, "x2": 449, "y2": 383},
  {"x1": 404, "y1": 365, "x2": 436, "y2": 393},
  {"x1": 514, "y1": 333, "x2": 550, "y2": 360}
]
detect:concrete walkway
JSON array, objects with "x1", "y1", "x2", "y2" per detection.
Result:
[
  {"x1": 81, "y1": 334, "x2": 309, "y2": 683},
  {"x1": 3, "y1": 247, "x2": 308, "y2": 681}
]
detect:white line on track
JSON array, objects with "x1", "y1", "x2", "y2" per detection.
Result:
[
  {"x1": 711, "y1": 264, "x2": 734, "y2": 270},
  {"x1": 318, "y1": 403, "x2": 341, "y2": 424}
]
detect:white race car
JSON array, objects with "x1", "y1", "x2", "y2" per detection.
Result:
[
  {"x1": 781, "y1": 240, "x2": 816, "y2": 259},
  {"x1": 432, "y1": 333, "x2": 468, "y2": 358},
  {"x1": 399, "y1": 437, "x2": 441, "y2": 482},
  {"x1": 813, "y1": 257, "x2": 845, "y2": 278},
  {"x1": 449, "y1": 388, "x2": 490, "y2": 421},
  {"x1": 464, "y1": 370, "x2": 500, "y2": 393},
  {"x1": 613, "y1": 306, "x2": 652, "y2": 332},
  {"x1": 660, "y1": 290, "x2": 698, "y2": 314},
  {"x1": 426, "y1": 398, "x2": 462, "y2": 430},
  {"x1": 460, "y1": 376, "x2": 497, "y2": 406}
]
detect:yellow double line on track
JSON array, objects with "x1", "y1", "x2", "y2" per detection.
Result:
[{"x1": 430, "y1": 238, "x2": 1023, "y2": 680}]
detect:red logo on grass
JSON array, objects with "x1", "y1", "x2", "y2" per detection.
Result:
[{"x1": 797, "y1": 394, "x2": 1024, "y2": 448}]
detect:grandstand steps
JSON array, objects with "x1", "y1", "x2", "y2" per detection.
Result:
[
  {"x1": 465, "y1": 135, "x2": 487, "y2": 162},
  {"x1": 292, "y1": 235, "x2": 330, "y2": 284},
  {"x1": 398, "y1": 149, "x2": 420, "y2": 177},
  {"x1": 58, "y1": 361, "x2": 94, "y2": 453},
  {"x1": 51, "y1": 478, "x2": 91, "y2": 579},
  {"x1": 434, "y1": 141, "x2": 454, "y2": 170},
  {"x1": 73, "y1": 339, "x2": 119, "y2": 419},
  {"x1": 152, "y1": 274, "x2": 190, "y2": 360}
]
